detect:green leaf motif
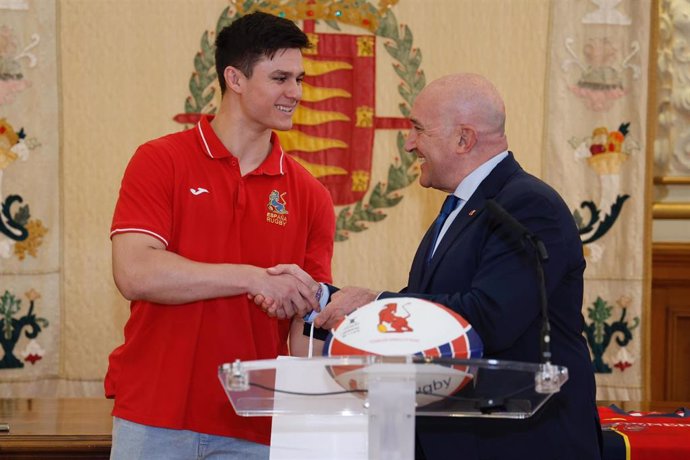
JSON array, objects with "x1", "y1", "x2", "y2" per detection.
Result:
[
  {"x1": 588, "y1": 296, "x2": 612, "y2": 323},
  {"x1": 588, "y1": 296, "x2": 612, "y2": 344},
  {"x1": 13, "y1": 204, "x2": 30, "y2": 226},
  {"x1": 0, "y1": 291, "x2": 21, "y2": 340}
]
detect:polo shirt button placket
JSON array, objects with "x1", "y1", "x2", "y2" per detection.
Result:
[{"x1": 237, "y1": 180, "x2": 246, "y2": 212}]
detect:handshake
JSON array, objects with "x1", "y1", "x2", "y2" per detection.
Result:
[{"x1": 247, "y1": 264, "x2": 378, "y2": 330}]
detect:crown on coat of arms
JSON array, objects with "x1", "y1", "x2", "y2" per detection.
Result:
[{"x1": 234, "y1": 0, "x2": 399, "y2": 32}]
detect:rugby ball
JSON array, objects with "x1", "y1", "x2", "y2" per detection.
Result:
[
  {"x1": 323, "y1": 297, "x2": 483, "y2": 406},
  {"x1": 323, "y1": 297, "x2": 483, "y2": 359}
]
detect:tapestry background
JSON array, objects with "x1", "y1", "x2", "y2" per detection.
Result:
[
  {"x1": 0, "y1": 0, "x2": 679, "y2": 399},
  {"x1": 0, "y1": 0, "x2": 60, "y2": 390},
  {"x1": 543, "y1": 0, "x2": 651, "y2": 399}
]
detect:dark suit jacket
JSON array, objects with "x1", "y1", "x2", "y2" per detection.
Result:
[{"x1": 379, "y1": 153, "x2": 602, "y2": 460}]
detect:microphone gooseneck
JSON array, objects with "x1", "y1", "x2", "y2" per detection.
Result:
[{"x1": 485, "y1": 199, "x2": 551, "y2": 365}]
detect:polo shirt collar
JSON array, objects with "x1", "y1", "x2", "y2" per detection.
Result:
[
  {"x1": 195, "y1": 115, "x2": 286, "y2": 176},
  {"x1": 249, "y1": 133, "x2": 285, "y2": 176}
]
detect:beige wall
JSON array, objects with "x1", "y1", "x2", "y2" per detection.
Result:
[{"x1": 56, "y1": 0, "x2": 552, "y2": 393}]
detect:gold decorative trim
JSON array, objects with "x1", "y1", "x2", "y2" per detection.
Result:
[
  {"x1": 652, "y1": 202, "x2": 690, "y2": 219},
  {"x1": 236, "y1": 0, "x2": 400, "y2": 33},
  {"x1": 653, "y1": 176, "x2": 690, "y2": 185}
]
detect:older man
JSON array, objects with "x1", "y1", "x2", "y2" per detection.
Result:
[{"x1": 260, "y1": 73, "x2": 602, "y2": 460}]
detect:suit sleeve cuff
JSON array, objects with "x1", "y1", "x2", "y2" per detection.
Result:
[
  {"x1": 377, "y1": 291, "x2": 398, "y2": 300},
  {"x1": 302, "y1": 283, "x2": 338, "y2": 340}
]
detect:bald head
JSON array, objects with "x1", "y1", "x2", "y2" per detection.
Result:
[
  {"x1": 405, "y1": 73, "x2": 510, "y2": 192},
  {"x1": 420, "y1": 73, "x2": 507, "y2": 154}
]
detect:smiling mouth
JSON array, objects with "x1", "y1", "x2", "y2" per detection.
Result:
[{"x1": 275, "y1": 104, "x2": 296, "y2": 113}]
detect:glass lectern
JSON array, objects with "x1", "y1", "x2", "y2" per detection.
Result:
[{"x1": 218, "y1": 356, "x2": 567, "y2": 460}]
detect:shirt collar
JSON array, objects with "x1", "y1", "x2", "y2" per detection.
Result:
[
  {"x1": 195, "y1": 115, "x2": 285, "y2": 175},
  {"x1": 453, "y1": 150, "x2": 509, "y2": 201},
  {"x1": 249, "y1": 133, "x2": 285, "y2": 176}
]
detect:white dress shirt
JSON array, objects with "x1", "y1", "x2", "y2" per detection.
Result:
[{"x1": 430, "y1": 151, "x2": 509, "y2": 257}]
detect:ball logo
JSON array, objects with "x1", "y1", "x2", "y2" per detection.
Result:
[
  {"x1": 338, "y1": 317, "x2": 361, "y2": 340},
  {"x1": 377, "y1": 302, "x2": 413, "y2": 333}
]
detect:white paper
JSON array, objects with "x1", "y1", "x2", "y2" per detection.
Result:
[{"x1": 269, "y1": 356, "x2": 368, "y2": 460}]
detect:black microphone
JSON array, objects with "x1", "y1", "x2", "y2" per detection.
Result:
[
  {"x1": 485, "y1": 200, "x2": 548, "y2": 262},
  {"x1": 485, "y1": 199, "x2": 552, "y2": 367}
]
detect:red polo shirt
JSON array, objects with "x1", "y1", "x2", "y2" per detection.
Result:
[{"x1": 107, "y1": 116, "x2": 335, "y2": 444}]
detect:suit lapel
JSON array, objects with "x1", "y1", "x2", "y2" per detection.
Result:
[
  {"x1": 420, "y1": 193, "x2": 486, "y2": 289},
  {"x1": 417, "y1": 153, "x2": 522, "y2": 291}
]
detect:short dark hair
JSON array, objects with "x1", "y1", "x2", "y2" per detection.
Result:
[{"x1": 215, "y1": 11, "x2": 310, "y2": 94}]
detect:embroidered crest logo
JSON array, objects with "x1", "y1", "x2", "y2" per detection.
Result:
[
  {"x1": 266, "y1": 189, "x2": 288, "y2": 226},
  {"x1": 174, "y1": 0, "x2": 423, "y2": 241}
]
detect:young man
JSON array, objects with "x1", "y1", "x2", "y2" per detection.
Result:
[{"x1": 106, "y1": 12, "x2": 334, "y2": 459}]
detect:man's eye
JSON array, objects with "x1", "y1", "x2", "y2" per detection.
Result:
[{"x1": 273, "y1": 76, "x2": 287, "y2": 82}]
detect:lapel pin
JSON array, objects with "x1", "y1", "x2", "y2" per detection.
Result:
[{"x1": 468, "y1": 209, "x2": 477, "y2": 216}]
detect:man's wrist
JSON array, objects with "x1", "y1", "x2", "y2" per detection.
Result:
[{"x1": 304, "y1": 282, "x2": 330, "y2": 323}]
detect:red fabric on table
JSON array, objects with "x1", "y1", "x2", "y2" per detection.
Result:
[{"x1": 598, "y1": 405, "x2": 690, "y2": 460}]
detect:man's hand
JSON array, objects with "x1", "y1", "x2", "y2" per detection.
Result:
[
  {"x1": 248, "y1": 264, "x2": 319, "y2": 319},
  {"x1": 313, "y1": 286, "x2": 377, "y2": 329}
]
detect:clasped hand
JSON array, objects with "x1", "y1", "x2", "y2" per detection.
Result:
[
  {"x1": 247, "y1": 264, "x2": 319, "y2": 320},
  {"x1": 249, "y1": 264, "x2": 378, "y2": 330}
]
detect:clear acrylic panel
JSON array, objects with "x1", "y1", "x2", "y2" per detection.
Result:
[{"x1": 218, "y1": 355, "x2": 567, "y2": 419}]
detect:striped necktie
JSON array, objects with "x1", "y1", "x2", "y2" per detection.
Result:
[{"x1": 427, "y1": 194, "x2": 460, "y2": 263}]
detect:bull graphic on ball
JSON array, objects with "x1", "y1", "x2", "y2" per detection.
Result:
[{"x1": 377, "y1": 302, "x2": 414, "y2": 333}]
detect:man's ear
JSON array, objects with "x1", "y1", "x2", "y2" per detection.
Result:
[
  {"x1": 457, "y1": 125, "x2": 477, "y2": 153},
  {"x1": 223, "y1": 66, "x2": 244, "y2": 93}
]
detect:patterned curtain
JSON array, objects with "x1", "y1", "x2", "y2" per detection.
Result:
[
  {"x1": 543, "y1": 0, "x2": 651, "y2": 400},
  {"x1": 0, "y1": 0, "x2": 60, "y2": 392}
]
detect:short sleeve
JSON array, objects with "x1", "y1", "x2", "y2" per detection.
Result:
[{"x1": 110, "y1": 143, "x2": 174, "y2": 246}]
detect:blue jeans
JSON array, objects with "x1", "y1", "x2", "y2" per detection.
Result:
[{"x1": 110, "y1": 417, "x2": 270, "y2": 460}]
